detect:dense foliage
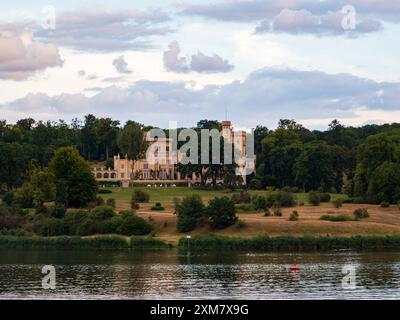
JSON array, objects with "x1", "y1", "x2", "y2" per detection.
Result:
[{"x1": 0, "y1": 116, "x2": 399, "y2": 204}]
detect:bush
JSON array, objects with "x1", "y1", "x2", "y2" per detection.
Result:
[
  {"x1": 320, "y1": 215, "x2": 352, "y2": 222},
  {"x1": 353, "y1": 208, "x2": 369, "y2": 220},
  {"x1": 130, "y1": 193, "x2": 140, "y2": 210},
  {"x1": 117, "y1": 212, "x2": 153, "y2": 236},
  {"x1": 264, "y1": 209, "x2": 272, "y2": 217},
  {"x1": 0, "y1": 206, "x2": 25, "y2": 230},
  {"x1": 320, "y1": 193, "x2": 331, "y2": 203},
  {"x1": 106, "y1": 198, "x2": 116, "y2": 208},
  {"x1": 273, "y1": 208, "x2": 283, "y2": 217},
  {"x1": 133, "y1": 189, "x2": 150, "y2": 203},
  {"x1": 206, "y1": 197, "x2": 237, "y2": 229},
  {"x1": 175, "y1": 195, "x2": 205, "y2": 232},
  {"x1": 176, "y1": 216, "x2": 197, "y2": 233},
  {"x1": 237, "y1": 190, "x2": 251, "y2": 204},
  {"x1": 381, "y1": 202, "x2": 390, "y2": 208},
  {"x1": 98, "y1": 189, "x2": 112, "y2": 194},
  {"x1": 277, "y1": 191, "x2": 296, "y2": 207},
  {"x1": 236, "y1": 204, "x2": 253, "y2": 212},
  {"x1": 33, "y1": 218, "x2": 68, "y2": 236},
  {"x1": 309, "y1": 192, "x2": 321, "y2": 206},
  {"x1": 89, "y1": 206, "x2": 115, "y2": 220},
  {"x1": 50, "y1": 203, "x2": 67, "y2": 219},
  {"x1": 95, "y1": 196, "x2": 105, "y2": 206},
  {"x1": 398, "y1": 201, "x2": 400, "y2": 210},
  {"x1": 252, "y1": 195, "x2": 268, "y2": 211},
  {"x1": 332, "y1": 199, "x2": 343, "y2": 208},
  {"x1": 14, "y1": 183, "x2": 35, "y2": 208},
  {"x1": 249, "y1": 178, "x2": 262, "y2": 190},
  {"x1": 289, "y1": 210, "x2": 299, "y2": 221},
  {"x1": 151, "y1": 202, "x2": 165, "y2": 211},
  {"x1": 2, "y1": 192, "x2": 14, "y2": 206}
]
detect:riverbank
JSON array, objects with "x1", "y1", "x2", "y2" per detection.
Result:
[
  {"x1": 0, "y1": 235, "x2": 171, "y2": 249},
  {"x1": 3, "y1": 234, "x2": 400, "y2": 251},
  {"x1": 179, "y1": 235, "x2": 400, "y2": 251}
]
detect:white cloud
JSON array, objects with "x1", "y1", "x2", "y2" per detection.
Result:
[{"x1": 0, "y1": 29, "x2": 63, "y2": 80}]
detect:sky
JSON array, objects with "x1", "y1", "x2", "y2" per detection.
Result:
[{"x1": 0, "y1": 0, "x2": 400, "y2": 130}]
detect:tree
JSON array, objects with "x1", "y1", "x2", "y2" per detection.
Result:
[
  {"x1": 117, "y1": 121, "x2": 148, "y2": 181},
  {"x1": 30, "y1": 168, "x2": 56, "y2": 206},
  {"x1": 207, "y1": 197, "x2": 237, "y2": 229},
  {"x1": 81, "y1": 114, "x2": 98, "y2": 160},
  {"x1": 175, "y1": 195, "x2": 205, "y2": 232},
  {"x1": 367, "y1": 161, "x2": 400, "y2": 204},
  {"x1": 96, "y1": 118, "x2": 120, "y2": 160},
  {"x1": 50, "y1": 147, "x2": 98, "y2": 207},
  {"x1": 0, "y1": 142, "x2": 28, "y2": 190}
]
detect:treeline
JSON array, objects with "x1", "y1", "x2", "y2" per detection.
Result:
[
  {"x1": 1, "y1": 116, "x2": 400, "y2": 203},
  {"x1": 251, "y1": 119, "x2": 400, "y2": 204}
]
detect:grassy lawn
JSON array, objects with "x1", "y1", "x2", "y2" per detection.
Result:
[
  {"x1": 99, "y1": 186, "x2": 348, "y2": 210},
  {"x1": 97, "y1": 186, "x2": 400, "y2": 246}
]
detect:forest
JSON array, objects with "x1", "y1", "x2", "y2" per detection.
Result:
[{"x1": 0, "y1": 116, "x2": 400, "y2": 205}]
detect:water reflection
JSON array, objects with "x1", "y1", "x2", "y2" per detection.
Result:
[{"x1": 1, "y1": 249, "x2": 400, "y2": 299}]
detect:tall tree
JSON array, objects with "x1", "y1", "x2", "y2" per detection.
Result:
[{"x1": 117, "y1": 121, "x2": 148, "y2": 181}]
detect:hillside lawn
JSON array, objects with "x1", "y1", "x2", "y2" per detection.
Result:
[{"x1": 99, "y1": 187, "x2": 400, "y2": 245}]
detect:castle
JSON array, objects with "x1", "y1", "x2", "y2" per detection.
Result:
[{"x1": 92, "y1": 121, "x2": 254, "y2": 187}]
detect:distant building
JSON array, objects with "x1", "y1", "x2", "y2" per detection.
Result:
[{"x1": 92, "y1": 120, "x2": 254, "y2": 187}]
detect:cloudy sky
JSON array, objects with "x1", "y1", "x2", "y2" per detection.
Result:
[{"x1": 1, "y1": 0, "x2": 400, "y2": 129}]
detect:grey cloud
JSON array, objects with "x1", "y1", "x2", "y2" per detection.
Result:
[
  {"x1": 255, "y1": 9, "x2": 383, "y2": 36},
  {"x1": 36, "y1": 9, "x2": 174, "y2": 52},
  {"x1": 2, "y1": 68, "x2": 400, "y2": 127},
  {"x1": 163, "y1": 41, "x2": 234, "y2": 73},
  {"x1": 113, "y1": 56, "x2": 132, "y2": 74},
  {"x1": 182, "y1": 0, "x2": 397, "y2": 36},
  {"x1": 163, "y1": 41, "x2": 190, "y2": 73},
  {"x1": 190, "y1": 51, "x2": 234, "y2": 73}
]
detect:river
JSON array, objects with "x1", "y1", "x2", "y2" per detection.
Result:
[{"x1": 1, "y1": 248, "x2": 400, "y2": 299}]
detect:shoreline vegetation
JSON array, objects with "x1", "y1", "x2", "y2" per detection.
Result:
[
  {"x1": 4, "y1": 234, "x2": 400, "y2": 251},
  {"x1": 0, "y1": 235, "x2": 171, "y2": 249}
]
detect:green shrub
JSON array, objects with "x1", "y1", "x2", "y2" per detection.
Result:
[
  {"x1": 176, "y1": 195, "x2": 204, "y2": 219},
  {"x1": 117, "y1": 212, "x2": 153, "y2": 236},
  {"x1": 353, "y1": 208, "x2": 370, "y2": 220},
  {"x1": 33, "y1": 218, "x2": 68, "y2": 236},
  {"x1": 277, "y1": 191, "x2": 296, "y2": 207},
  {"x1": 176, "y1": 216, "x2": 197, "y2": 233},
  {"x1": 320, "y1": 193, "x2": 331, "y2": 203},
  {"x1": 332, "y1": 199, "x2": 343, "y2": 208},
  {"x1": 309, "y1": 191, "x2": 321, "y2": 206},
  {"x1": 175, "y1": 195, "x2": 205, "y2": 232},
  {"x1": 133, "y1": 189, "x2": 150, "y2": 203},
  {"x1": 289, "y1": 210, "x2": 299, "y2": 221},
  {"x1": 0, "y1": 206, "x2": 25, "y2": 229},
  {"x1": 320, "y1": 215, "x2": 352, "y2": 222},
  {"x1": 206, "y1": 197, "x2": 237, "y2": 229},
  {"x1": 273, "y1": 208, "x2": 283, "y2": 217},
  {"x1": 2, "y1": 192, "x2": 14, "y2": 206},
  {"x1": 252, "y1": 195, "x2": 268, "y2": 211},
  {"x1": 381, "y1": 201, "x2": 390, "y2": 208},
  {"x1": 50, "y1": 203, "x2": 67, "y2": 219},
  {"x1": 89, "y1": 206, "x2": 115, "y2": 220},
  {"x1": 98, "y1": 189, "x2": 112, "y2": 194},
  {"x1": 236, "y1": 204, "x2": 253, "y2": 212},
  {"x1": 14, "y1": 183, "x2": 35, "y2": 208},
  {"x1": 151, "y1": 202, "x2": 165, "y2": 211},
  {"x1": 106, "y1": 198, "x2": 116, "y2": 208},
  {"x1": 264, "y1": 209, "x2": 272, "y2": 217},
  {"x1": 130, "y1": 193, "x2": 140, "y2": 210},
  {"x1": 63, "y1": 210, "x2": 88, "y2": 235}
]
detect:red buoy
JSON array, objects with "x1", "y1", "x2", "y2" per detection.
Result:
[{"x1": 290, "y1": 258, "x2": 300, "y2": 271}]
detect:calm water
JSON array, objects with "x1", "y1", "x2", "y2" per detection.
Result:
[{"x1": 1, "y1": 248, "x2": 400, "y2": 299}]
